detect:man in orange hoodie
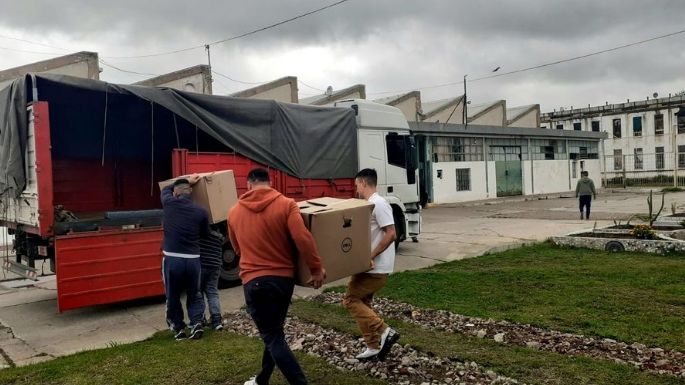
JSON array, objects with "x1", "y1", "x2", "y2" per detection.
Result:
[{"x1": 228, "y1": 168, "x2": 325, "y2": 385}]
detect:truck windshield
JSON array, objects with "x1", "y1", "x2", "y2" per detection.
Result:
[{"x1": 385, "y1": 134, "x2": 418, "y2": 185}]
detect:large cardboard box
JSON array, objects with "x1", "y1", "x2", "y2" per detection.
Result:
[
  {"x1": 159, "y1": 170, "x2": 238, "y2": 224},
  {"x1": 296, "y1": 197, "x2": 374, "y2": 285}
]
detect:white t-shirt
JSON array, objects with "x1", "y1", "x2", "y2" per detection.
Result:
[{"x1": 367, "y1": 192, "x2": 395, "y2": 274}]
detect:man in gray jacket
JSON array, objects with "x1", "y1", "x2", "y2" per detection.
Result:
[{"x1": 575, "y1": 171, "x2": 597, "y2": 220}]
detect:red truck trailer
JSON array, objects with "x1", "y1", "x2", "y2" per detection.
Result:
[{"x1": 0, "y1": 75, "x2": 421, "y2": 312}]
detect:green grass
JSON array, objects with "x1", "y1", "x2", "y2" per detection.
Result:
[
  {"x1": 292, "y1": 301, "x2": 685, "y2": 385},
  {"x1": 0, "y1": 330, "x2": 386, "y2": 385},
  {"x1": 360, "y1": 243, "x2": 685, "y2": 351}
]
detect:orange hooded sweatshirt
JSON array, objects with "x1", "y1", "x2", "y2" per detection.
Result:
[{"x1": 228, "y1": 188, "x2": 322, "y2": 284}]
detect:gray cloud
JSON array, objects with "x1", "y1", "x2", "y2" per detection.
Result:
[{"x1": 1, "y1": 0, "x2": 684, "y2": 111}]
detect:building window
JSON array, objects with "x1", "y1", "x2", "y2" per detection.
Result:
[
  {"x1": 591, "y1": 121, "x2": 600, "y2": 132},
  {"x1": 556, "y1": 124, "x2": 564, "y2": 130},
  {"x1": 542, "y1": 145, "x2": 555, "y2": 160},
  {"x1": 432, "y1": 137, "x2": 483, "y2": 162},
  {"x1": 614, "y1": 149, "x2": 623, "y2": 170},
  {"x1": 572, "y1": 161, "x2": 578, "y2": 178},
  {"x1": 632, "y1": 116, "x2": 642, "y2": 136},
  {"x1": 634, "y1": 148, "x2": 643, "y2": 170},
  {"x1": 573, "y1": 122, "x2": 582, "y2": 131},
  {"x1": 579, "y1": 147, "x2": 588, "y2": 159},
  {"x1": 656, "y1": 146, "x2": 665, "y2": 170},
  {"x1": 613, "y1": 119, "x2": 622, "y2": 138},
  {"x1": 678, "y1": 108, "x2": 685, "y2": 134},
  {"x1": 655, "y1": 114, "x2": 664, "y2": 135},
  {"x1": 679, "y1": 145, "x2": 685, "y2": 168},
  {"x1": 456, "y1": 168, "x2": 471, "y2": 191}
]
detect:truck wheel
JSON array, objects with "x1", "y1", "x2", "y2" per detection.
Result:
[{"x1": 219, "y1": 243, "x2": 241, "y2": 288}]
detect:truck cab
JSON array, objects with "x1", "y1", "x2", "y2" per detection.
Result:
[{"x1": 336, "y1": 99, "x2": 421, "y2": 244}]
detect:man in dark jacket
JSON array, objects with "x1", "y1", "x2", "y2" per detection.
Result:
[
  {"x1": 575, "y1": 171, "x2": 597, "y2": 220},
  {"x1": 161, "y1": 175, "x2": 210, "y2": 340}
]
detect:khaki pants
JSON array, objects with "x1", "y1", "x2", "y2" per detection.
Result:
[{"x1": 343, "y1": 273, "x2": 388, "y2": 349}]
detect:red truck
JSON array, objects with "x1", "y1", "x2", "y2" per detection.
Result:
[{"x1": 0, "y1": 74, "x2": 421, "y2": 312}]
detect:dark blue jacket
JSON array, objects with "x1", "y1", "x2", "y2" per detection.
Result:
[{"x1": 161, "y1": 185, "x2": 210, "y2": 256}]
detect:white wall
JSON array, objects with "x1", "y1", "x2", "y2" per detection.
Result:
[
  {"x1": 393, "y1": 97, "x2": 420, "y2": 122},
  {"x1": 531, "y1": 160, "x2": 570, "y2": 194},
  {"x1": 508, "y1": 110, "x2": 539, "y2": 128},
  {"x1": 470, "y1": 104, "x2": 505, "y2": 126},
  {"x1": 425, "y1": 104, "x2": 464, "y2": 124},
  {"x1": 248, "y1": 83, "x2": 295, "y2": 103},
  {"x1": 151, "y1": 73, "x2": 209, "y2": 94},
  {"x1": 0, "y1": 227, "x2": 12, "y2": 248},
  {"x1": 432, "y1": 161, "x2": 496, "y2": 203}
]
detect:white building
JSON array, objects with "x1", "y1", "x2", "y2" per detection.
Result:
[
  {"x1": 414, "y1": 122, "x2": 604, "y2": 204},
  {"x1": 0, "y1": 51, "x2": 100, "y2": 90},
  {"x1": 421, "y1": 96, "x2": 465, "y2": 124},
  {"x1": 542, "y1": 95, "x2": 685, "y2": 187},
  {"x1": 134, "y1": 65, "x2": 212, "y2": 94},
  {"x1": 231, "y1": 76, "x2": 299, "y2": 103},
  {"x1": 300, "y1": 84, "x2": 365, "y2": 105}
]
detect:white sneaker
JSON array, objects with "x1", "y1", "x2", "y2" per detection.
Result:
[
  {"x1": 244, "y1": 377, "x2": 257, "y2": 385},
  {"x1": 355, "y1": 347, "x2": 381, "y2": 360}
]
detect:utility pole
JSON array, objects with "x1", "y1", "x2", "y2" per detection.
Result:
[
  {"x1": 205, "y1": 44, "x2": 213, "y2": 95},
  {"x1": 463, "y1": 75, "x2": 468, "y2": 130}
]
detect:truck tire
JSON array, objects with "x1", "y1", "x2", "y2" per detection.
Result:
[
  {"x1": 219, "y1": 243, "x2": 241, "y2": 287},
  {"x1": 392, "y1": 206, "x2": 406, "y2": 251}
]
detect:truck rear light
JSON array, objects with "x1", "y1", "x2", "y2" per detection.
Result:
[{"x1": 38, "y1": 246, "x2": 48, "y2": 256}]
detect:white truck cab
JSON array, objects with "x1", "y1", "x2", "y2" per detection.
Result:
[{"x1": 335, "y1": 99, "x2": 421, "y2": 243}]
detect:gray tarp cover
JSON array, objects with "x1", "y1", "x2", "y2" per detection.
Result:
[{"x1": 0, "y1": 74, "x2": 358, "y2": 197}]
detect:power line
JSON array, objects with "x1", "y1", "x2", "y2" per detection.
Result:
[
  {"x1": 299, "y1": 80, "x2": 325, "y2": 92},
  {"x1": 0, "y1": 33, "x2": 70, "y2": 52},
  {"x1": 98, "y1": 59, "x2": 159, "y2": 77},
  {"x1": 212, "y1": 70, "x2": 266, "y2": 85},
  {"x1": 368, "y1": 27, "x2": 685, "y2": 96},
  {"x1": 103, "y1": 0, "x2": 352, "y2": 59},
  {"x1": 0, "y1": 45, "x2": 66, "y2": 56}
]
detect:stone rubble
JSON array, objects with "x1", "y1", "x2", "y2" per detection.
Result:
[
  {"x1": 314, "y1": 292, "x2": 685, "y2": 378},
  {"x1": 224, "y1": 311, "x2": 527, "y2": 385}
]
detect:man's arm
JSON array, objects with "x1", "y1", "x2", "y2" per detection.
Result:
[
  {"x1": 227, "y1": 220, "x2": 241, "y2": 258},
  {"x1": 575, "y1": 181, "x2": 580, "y2": 197},
  {"x1": 161, "y1": 185, "x2": 174, "y2": 206},
  {"x1": 591, "y1": 180, "x2": 597, "y2": 198},
  {"x1": 286, "y1": 200, "x2": 325, "y2": 288},
  {"x1": 372, "y1": 225, "x2": 396, "y2": 259}
]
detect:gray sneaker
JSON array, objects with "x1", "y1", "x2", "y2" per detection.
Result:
[{"x1": 174, "y1": 329, "x2": 188, "y2": 341}]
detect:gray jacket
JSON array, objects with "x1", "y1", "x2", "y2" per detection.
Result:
[{"x1": 576, "y1": 177, "x2": 596, "y2": 197}]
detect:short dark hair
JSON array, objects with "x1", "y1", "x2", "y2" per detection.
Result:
[
  {"x1": 581, "y1": 171, "x2": 589, "y2": 177},
  {"x1": 355, "y1": 168, "x2": 377, "y2": 187},
  {"x1": 247, "y1": 168, "x2": 270, "y2": 183},
  {"x1": 173, "y1": 178, "x2": 190, "y2": 188}
]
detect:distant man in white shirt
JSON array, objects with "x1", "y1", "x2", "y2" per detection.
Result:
[{"x1": 343, "y1": 168, "x2": 400, "y2": 361}]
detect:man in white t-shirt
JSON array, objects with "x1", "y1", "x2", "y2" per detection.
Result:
[{"x1": 343, "y1": 168, "x2": 400, "y2": 361}]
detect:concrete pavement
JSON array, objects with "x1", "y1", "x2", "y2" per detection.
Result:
[{"x1": 0, "y1": 189, "x2": 680, "y2": 367}]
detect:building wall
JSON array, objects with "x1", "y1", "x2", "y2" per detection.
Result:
[
  {"x1": 470, "y1": 105, "x2": 505, "y2": 126},
  {"x1": 508, "y1": 110, "x2": 539, "y2": 128},
  {"x1": 431, "y1": 161, "x2": 496, "y2": 203},
  {"x1": 149, "y1": 73, "x2": 210, "y2": 94},
  {"x1": 424, "y1": 104, "x2": 464, "y2": 124},
  {"x1": 393, "y1": 97, "x2": 420, "y2": 122},
  {"x1": 0, "y1": 61, "x2": 92, "y2": 90},
  {"x1": 245, "y1": 83, "x2": 295, "y2": 103},
  {"x1": 0, "y1": 227, "x2": 12, "y2": 247},
  {"x1": 430, "y1": 157, "x2": 603, "y2": 204}
]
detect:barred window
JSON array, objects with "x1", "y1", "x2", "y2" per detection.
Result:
[
  {"x1": 432, "y1": 137, "x2": 483, "y2": 162},
  {"x1": 591, "y1": 121, "x2": 600, "y2": 132},
  {"x1": 656, "y1": 147, "x2": 665, "y2": 169},
  {"x1": 613, "y1": 149, "x2": 623, "y2": 170},
  {"x1": 632, "y1": 116, "x2": 642, "y2": 137},
  {"x1": 634, "y1": 148, "x2": 643, "y2": 170},
  {"x1": 456, "y1": 168, "x2": 471, "y2": 191},
  {"x1": 655, "y1": 114, "x2": 664, "y2": 135}
]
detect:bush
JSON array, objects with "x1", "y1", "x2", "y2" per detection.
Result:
[{"x1": 629, "y1": 224, "x2": 657, "y2": 240}]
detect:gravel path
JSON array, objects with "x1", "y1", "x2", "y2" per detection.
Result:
[
  {"x1": 224, "y1": 311, "x2": 527, "y2": 385},
  {"x1": 314, "y1": 292, "x2": 685, "y2": 378}
]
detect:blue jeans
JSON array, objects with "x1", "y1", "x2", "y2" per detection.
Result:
[
  {"x1": 201, "y1": 268, "x2": 222, "y2": 327},
  {"x1": 162, "y1": 256, "x2": 205, "y2": 331},
  {"x1": 244, "y1": 276, "x2": 307, "y2": 385}
]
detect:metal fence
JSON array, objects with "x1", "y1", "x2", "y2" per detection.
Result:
[{"x1": 602, "y1": 152, "x2": 685, "y2": 188}]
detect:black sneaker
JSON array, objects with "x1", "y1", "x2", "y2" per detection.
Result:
[
  {"x1": 377, "y1": 327, "x2": 400, "y2": 361},
  {"x1": 174, "y1": 329, "x2": 188, "y2": 341},
  {"x1": 190, "y1": 323, "x2": 204, "y2": 340}
]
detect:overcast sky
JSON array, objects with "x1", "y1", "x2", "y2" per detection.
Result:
[{"x1": 1, "y1": 0, "x2": 684, "y2": 111}]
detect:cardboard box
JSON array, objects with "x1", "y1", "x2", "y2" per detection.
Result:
[
  {"x1": 159, "y1": 170, "x2": 238, "y2": 224},
  {"x1": 296, "y1": 197, "x2": 374, "y2": 285}
]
